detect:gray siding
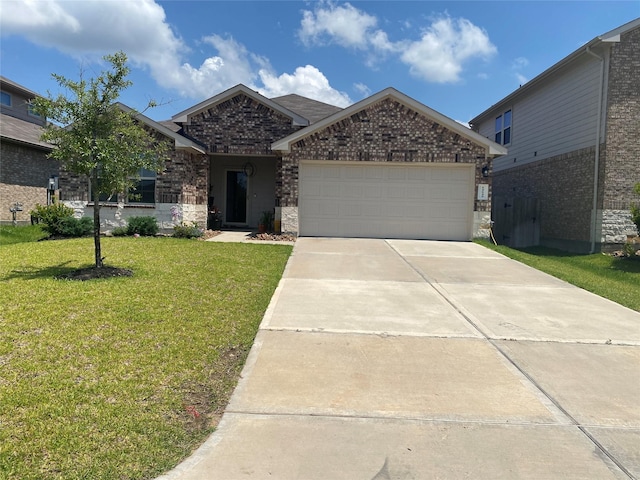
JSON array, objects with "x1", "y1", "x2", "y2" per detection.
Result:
[
  {"x1": 479, "y1": 54, "x2": 604, "y2": 173},
  {"x1": 0, "y1": 88, "x2": 45, "y2": 126}
]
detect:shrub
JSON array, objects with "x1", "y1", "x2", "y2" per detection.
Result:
[
  {"x1": 631, "y1": 183, "x2": 640, "y2": 236},
  {"x1": 259, "y1": 210, "x2": 274, "y2": 232},
  {"x1": 30, "y1": 203, "x2": 75, "y2": 236},
  {"x1": 173, "y1": 222, "x2": 204, "y2": 239},
  {"x1": 126, "y1": 216, "x2": 159, "y2": 236},
  {"x1": 112, "y1": 226, "x2": 129, "y2": 237},
  {"x1": 622, "y1": 242, "x2": 640, "y2": 260},
  {"x1": 58, "y1": 216, "x2": 93, "y2": 237}
]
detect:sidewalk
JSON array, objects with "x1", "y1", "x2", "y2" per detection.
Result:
[{"x1": 206, "y1": 230, "x2": 296, "y2": 245}]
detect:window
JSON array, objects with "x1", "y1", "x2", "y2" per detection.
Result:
[
  {"x1": 494, "y1": 109, "x2": 512, "y2": 145},
  {"x1": 1, "y1": 91, "x2": 11, "y2": 107},
  {"x1": 89, "y1": 168, "x2": 156, "y2": 204},
  {"x1": 127, "y1": 168, "x2": 156, "y2": 204},
  {"x1": 28, "y1": 103, "x2": 42, "y2": 118},
  {"x1": 89, "y1": 179, "x2": 118, "y2": 203}
]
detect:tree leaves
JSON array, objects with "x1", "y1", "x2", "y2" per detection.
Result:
[{"x1": 31, "y1": 51, "x2": 171, "y2": 267}]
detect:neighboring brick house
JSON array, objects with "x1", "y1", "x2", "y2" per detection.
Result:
[
  {"x1": 0, "y1": 76, "x2": 56, "y2": 224},
  {"x1": 470, "y1": 18, "x2": 640, "y2": 252},
  {"x1": 60, "y1": 84, "x2": 506, "y2": 239}
]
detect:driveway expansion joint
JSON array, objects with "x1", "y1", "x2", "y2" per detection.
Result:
[{"x1": 385, "y1": 239, "x2": 635, "y2": 480}]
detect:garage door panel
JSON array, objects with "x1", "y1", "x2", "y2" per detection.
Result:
[{"x1": 299, "y1": 162, "x2": 473, "y2": 241}]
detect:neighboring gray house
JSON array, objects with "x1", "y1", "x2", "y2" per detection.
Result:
[
  {"x1": 470, "y1": 18, "x2": 640, "y2": 252},
  {"x1": 0, "y1": 76, "x2": 56, "y2": 224},
  {"x1": 61, "y1": 84, "x2": 506, "y2": 240}
]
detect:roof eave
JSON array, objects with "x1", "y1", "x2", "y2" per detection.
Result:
[
  {"x1": 470, "y1": 18, "x2": 640, "y2": 125},
  {"x1": 0, "y1": 134, "x2": 53, "y2": 151},
  {"x1": 116, "y1": 103, "x2": 205, "y2": 154}
]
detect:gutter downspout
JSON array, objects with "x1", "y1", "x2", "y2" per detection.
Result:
[{"x1": 586, "y1": 46, "x2": 605, "y2": 253}]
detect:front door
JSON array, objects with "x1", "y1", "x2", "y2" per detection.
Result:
[{"x1": 225, "y1": 170, "x2": 248, "y2": 224}]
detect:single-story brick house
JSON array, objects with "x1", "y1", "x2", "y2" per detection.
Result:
[
  {"x1": 470, "y1": 18, "x2": 640, "y2": 252},
  {"x1": 0, "y1": 76, "x2": 57, "y2": 224},
  {"x1": 60, "y1": 84, "x2": 507, "y2": 240}
]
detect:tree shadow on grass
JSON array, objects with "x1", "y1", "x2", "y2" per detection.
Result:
[{"x1": 5, "y1": 262, "x2": 133, "y2": 281}]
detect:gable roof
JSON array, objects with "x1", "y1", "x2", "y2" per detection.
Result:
[
  {"x1": 0, "y1": 113, "x2": 52, "y2": 150},
  {"x1": 171, "y1": 84, "x2": 309, "y2": 127},
  {"x1": 117, "y1": 103, "x2": 205, "y2": 154},
  {"x1": 271, "y1": 87, "x2": 508, "y2": 157},
  {"x1": 470, "y1": 17, "x2": 640, "y2": 126},
  {"x1": 271, "y1": 94, "x2": 343, "y2": 124},
  {"x1": 0, "y1": 76, "x2": 39, "y2": 99}
]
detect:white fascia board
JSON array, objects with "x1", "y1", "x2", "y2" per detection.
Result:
[
  {"x1": 271, "y1": 87, "x2": 507, "y2": 157},
  {"x1": 116, "y1": 103, "x2": 206, "y2": 154},
  {"x1": 171, "y1": 84, "x2": 309, "y2": 127}
]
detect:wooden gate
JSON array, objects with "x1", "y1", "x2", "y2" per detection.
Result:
[{"x1": 492, "y1": 197, "x2": 540, "y2": 248}]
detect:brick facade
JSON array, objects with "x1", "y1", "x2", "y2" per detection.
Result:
[
  {"x1": 156, "y1": 150, "x2": 209, "y2": 205},
  {"x1": 279, "y1": 98, "x2": 489, "y2": 210},
  {"x1": 492, "y1": 146, "x2": 602, "y2": 248},
  {"x1": 603, "y1": 25, "x2": 640, "y2": 210},
  {"x1": 183, "y1": 93, "x2": 300, "y2": 155},
  {"x1": 0, "y1": 141, "x2": 58, "y2": 223}
]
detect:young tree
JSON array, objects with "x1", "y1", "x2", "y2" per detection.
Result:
[{"x1": 33, "y1": 52, "x2": 170, "y2": 268}]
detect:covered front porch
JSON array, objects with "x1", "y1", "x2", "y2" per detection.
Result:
[{"x1": 208, "y1": 154, "x2": 277, "y2": 230}]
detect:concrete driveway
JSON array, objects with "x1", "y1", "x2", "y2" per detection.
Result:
[{"x1": 159, "y1": 238, "x2": 640, "y2": 480}]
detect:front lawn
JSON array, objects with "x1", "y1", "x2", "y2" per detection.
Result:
[
  {"x1": 0, "y1": 224, "x2": 49, "y2": 245},
  {"x1": 0, "y1": 236, "x2": 292, "y2": 479},
  {"x1": 475, "y1": 240, "x2": 640, "y2": 312}
]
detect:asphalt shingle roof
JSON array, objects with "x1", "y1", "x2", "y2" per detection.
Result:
[
  {"x1": 271, "y1": 94, "x2": 343, "y2": 124},
  {"x1": 0, "y1": 114, "x2": 52, "y2": 150}
]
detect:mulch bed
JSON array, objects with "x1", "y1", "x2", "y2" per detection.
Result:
[
  {"x1": 55, "y1": 266, "x2": 133, "y2": 281},
  {"x1": 249, "y1": 232, "x2": 297, "y2": 242}
]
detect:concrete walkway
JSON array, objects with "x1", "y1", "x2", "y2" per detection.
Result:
[{"x1": 159, "y1": 238, "x2": 640, "y2": 479}]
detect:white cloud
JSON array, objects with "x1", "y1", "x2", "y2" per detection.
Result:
[
  {"x1": 258, "y1": 65, "x2": 352, "y2": 107},
  {"x1": 0, "y1": 0, "x2": 349, "y2": 106},
  {"x1": 510, "y1": 57, "x2": 529, "y2": 86},
  {"x1": 400, "y1": 16, "x2": 497, "y2": 83},
  {"x1": 512, "y1": 57, "x2": 529, "y2": 69},
  {"x1": 298, "y1": 5, "x2": 496, "y2": 84},
  {"x1": 1, "y1": 0, "x2": 80, "y2": 32},
  {"x1": 1, "y1": 0, "x2": 183, "y2": 71},
  {"x1": 299, "y1": 1, "x2": 378, "y2": 49},
  {"x1": 173, "y1": 35, "x2": 260, "y2": 98},
  {"x1": 353, "y1": 82, "x2": 371, "y2": 97}
]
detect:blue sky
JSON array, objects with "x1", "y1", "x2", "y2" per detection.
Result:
[{"x1": 1, "y1": 1, "x2": 638, "y2": 124}]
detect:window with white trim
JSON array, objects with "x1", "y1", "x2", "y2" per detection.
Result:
[
  {"x1": 1, "y1": 91, "x2": 11, "y2": 107},
  {"x1": 495, "y1": 109, "x2": 512, "y2": 145}
]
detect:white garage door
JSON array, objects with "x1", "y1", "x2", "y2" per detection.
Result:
[{"x1": 299, "y1": 161, "x2": 475, "y2": 240}]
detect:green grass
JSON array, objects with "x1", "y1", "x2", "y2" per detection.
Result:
[
  {"x1": 0, "y1": 236, "x2": 292, "y2": 479},
  {"x1": 475, "y1": 239, "x2": 640, "y2": 312},
  {"x1": 0, "y1": 224, "x2": 49, "y2": 245}
]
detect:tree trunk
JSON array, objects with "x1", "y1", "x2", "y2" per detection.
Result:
[{"x1": 92, "y1": 170, "x2": 103, "y2": 268}]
